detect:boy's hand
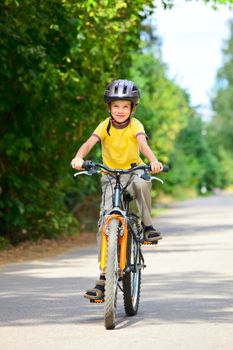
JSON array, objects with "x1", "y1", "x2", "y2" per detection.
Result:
[
  {"x1": 150, "y1": 161, "x2": 163, "y2": 174},
  {"x1": 71, "y1": 157, "x2": 84, "y2": 170}
]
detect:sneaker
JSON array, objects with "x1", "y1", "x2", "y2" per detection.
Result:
[{"x1": 144, "y1": 225, "x2": 162, "y2": 242}]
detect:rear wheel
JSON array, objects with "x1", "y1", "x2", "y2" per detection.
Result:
[
  {"x1": 123, "y1": 226, "x2": 141, "y2": 316},
  {"x1": 104, "y1": 218, "x2": 119, "y2": 330}
]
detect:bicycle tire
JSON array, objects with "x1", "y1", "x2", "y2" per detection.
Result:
[
  {"x1": 123, "y1": 225, "x2": 141, "y2": 316},
  {"x1": 104, "y1": 218, "x2": 119, "y2": 330}
]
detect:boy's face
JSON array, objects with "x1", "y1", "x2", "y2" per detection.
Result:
[{"x1": 110, "y1": 100, "x2": 132, "y2": 123}]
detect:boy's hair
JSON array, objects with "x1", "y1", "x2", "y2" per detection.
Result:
[{"x1": 104, "y1": 79, "x2": 140, "y2": 105}]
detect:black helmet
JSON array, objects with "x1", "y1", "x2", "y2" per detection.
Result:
[{"x1": 104, "y1": 79, "x2": 140, "y2": 105}]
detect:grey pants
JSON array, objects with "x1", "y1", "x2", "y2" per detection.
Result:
[{"x1": 97, "y1": 171, "x2": 153, "y2": 261}]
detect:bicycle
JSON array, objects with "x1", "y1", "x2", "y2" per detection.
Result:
[{"x1": 74, "y1": 161, "x2": 168, "y2": 329}]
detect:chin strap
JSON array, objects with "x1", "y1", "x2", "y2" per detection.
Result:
[
  {"x1": 107, "y1": 111, "x2": 133, "y2": 136},
  {"x1": 111, "y1": 116, "x2": 131, "y2": 125},
  {"x1": 106, "y1": 118, "x2": 111, "y2": 136}
]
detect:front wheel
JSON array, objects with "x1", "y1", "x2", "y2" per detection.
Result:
[
  {"x1": 104, "y1": 218, "x2": 119, "y2": 330},
  {"x1": 123, "y1": 226, "x2": 141, "y2": 316}
]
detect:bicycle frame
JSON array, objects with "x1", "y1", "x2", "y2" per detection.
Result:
[
  {"x1": 74, "y1": 160, "x2": 168, "y2": 329},
  {"x1": 74, "y1": 161, "x2": 168, "y2": 277}
]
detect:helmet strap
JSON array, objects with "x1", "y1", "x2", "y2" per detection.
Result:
[{"x1": 111, "y1": 115, "x2": 131, "y2": 125}]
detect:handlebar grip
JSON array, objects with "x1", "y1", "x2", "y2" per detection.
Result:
[
  {"x1": 147, "y1": 165, "x2": 169, "y2": 172},
  {"x1": 82, "y1": 160, "x2": 95, "y2": 170}
]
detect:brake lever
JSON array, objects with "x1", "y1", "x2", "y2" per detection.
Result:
[
  {"x1": 138, "y1": 172, "x2": 164, "y2": 184},
  {"x1": 150, "y1": 176, "x2": 164, "y2": 184},
  {"x1": 74, "y1": 170, "x2": 100, "y2": 177},
  {"x1": 138, "y1": 169, "x2": 151, "y2": 181},
  {"x1": 139, "y1": 173, "x2": 151, "y2": 181},
  {"x1": 74, "y1": 171, "x2": 90, "y2": 177}
]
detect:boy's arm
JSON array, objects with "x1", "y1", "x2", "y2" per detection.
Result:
[
  {"x1": 71, "y1": 135, "x2": 99, "y2": 170},
  {"x1": 137, "y1": 134, "x2": 163, "y2": 174}
]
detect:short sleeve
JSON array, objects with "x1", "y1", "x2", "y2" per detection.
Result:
[
  {"x1": 131, "y1": 118, "x2": 148, "y2": 138},
  {"x1": 92, "y1": 120, "x2": 108, "y2": 141}
]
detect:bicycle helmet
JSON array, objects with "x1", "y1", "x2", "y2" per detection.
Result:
[{"x1": 104, "y1": 79, "x2": 140, "y2": 105}]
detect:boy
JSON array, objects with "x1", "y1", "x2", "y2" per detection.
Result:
[{"x1": 71, "y1": 79, "x2": 163, "y2": 300}]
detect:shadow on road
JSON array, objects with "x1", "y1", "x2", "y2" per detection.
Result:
[
  {"x1": 0, "y1": 194, "x2": 232, "y2": 329},
  {"x1": 0, "y1": 259, "x2": 232, "y2": 328},
  {"x1": 140, "y1": 271, "x2": 233, "y2": 325}
]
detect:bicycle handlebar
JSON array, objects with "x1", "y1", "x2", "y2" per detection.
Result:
[{"x1": 82, "y1": 160, "x2": 169, "y2": 174}]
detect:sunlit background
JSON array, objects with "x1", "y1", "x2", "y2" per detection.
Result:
[{"x1": 155, "y1": 0, "x2": 232, "y2": 120}]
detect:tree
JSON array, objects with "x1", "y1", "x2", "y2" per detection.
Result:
[
  {"x1": 130, "y1": 51, "x2": 192, "y2": 160},
  {"x1": 0, "y1": 0, "x2": 154, "y2": 244},
  {"x1": 1, "y1": 0, "x2": 232, "y2": 247},
  {"x1": 209, "y1": 19, "x2": 233, "y2": 185}
]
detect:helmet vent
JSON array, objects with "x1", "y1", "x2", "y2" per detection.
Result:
[{"x1": 104, "y1": 79, "x2": 140, "y2": 104}]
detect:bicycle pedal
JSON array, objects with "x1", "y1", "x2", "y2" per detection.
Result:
[
  {"x1": 90, "y1": 299, "x2": 105, "y2": 303},
  {"x1": 143, "y1": 241, "x2": 158, "y2": 245}
]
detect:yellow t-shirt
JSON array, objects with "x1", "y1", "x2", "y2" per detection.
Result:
[{"x1": 93, "y1": 117, "x2": 146, "y2": 169}]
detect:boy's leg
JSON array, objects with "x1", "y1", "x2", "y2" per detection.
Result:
[
  {"x1": 84, "y1": 175, "x2": 115, "y2": 300},
  {"x1": 97, "y1": 174, "x2": 116, "y2": 260},
  {"x1": 128, "y1": 173, "x2": 162, "y2": 241},
  {"x1": 128, "y1": 173, "x2": 153, "y2": 226},
  {"x1": 98, "y1": 172, "x2": 155, "y2": 229}
]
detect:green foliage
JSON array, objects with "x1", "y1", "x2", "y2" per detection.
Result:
[
  {"x1": 167, "y1": 114, "x2": 222, "y2": 193},
  {"x1": 210, "y1": 19, "x2": 233, "y2": 185},
  {"x1": 0, "y1": 236, "x2": 10, "y2": 250},
  {"x1": 211, "y1": 20, "x2": 233, "y2": 147},
  {"x1": 1, "y1": 0, "x2": 232, "y2": 245},
  {"x1": 130, "y1": 43, "x2": 232, "y2": 196},
  {"x1": 0, "y1": 0, "x2": 153, "y2": 243},
  {"x1": 131, "y1": 51, "x2": 191, "y2": 163}
]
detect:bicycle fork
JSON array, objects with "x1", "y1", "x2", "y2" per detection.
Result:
[{"x1": 100, "y1": 214, "x2": 128, "y2": 277}]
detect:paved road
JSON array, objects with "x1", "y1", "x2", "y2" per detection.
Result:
[{"x1": 0, "y1": 193, "x2": 233, "y2": 350}]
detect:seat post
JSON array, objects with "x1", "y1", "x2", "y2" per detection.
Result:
[{"x1": 123, "y1": 191, "x2": 133, "y2": 214}]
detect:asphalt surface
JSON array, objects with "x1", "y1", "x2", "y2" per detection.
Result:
[{"x1": 0, "y1": 193, "x2": 233, "y2": 350}]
